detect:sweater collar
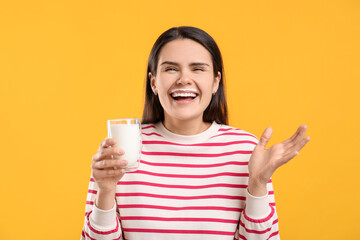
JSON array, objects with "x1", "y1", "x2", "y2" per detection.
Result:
[{"x1": 154, "y1": 121, "x2": 221, "y2": 144}]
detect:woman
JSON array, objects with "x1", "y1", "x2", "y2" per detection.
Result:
[{"x1": 81, "y1": 26, "x2": 310, "y2": 240}]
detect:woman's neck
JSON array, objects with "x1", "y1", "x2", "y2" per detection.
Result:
[{"x1": 163, "y1": 117, "x2": 211, "y2": 135}]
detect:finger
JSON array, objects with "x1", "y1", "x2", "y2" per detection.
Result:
[
  {"x1": 258, "y1": 127, "x2": 273, "y2": 148},
  {"x1": 92, "y1": 168, "x2": 125, "y2": 179},
  {"x1": 283, "y1": 124, "x2": 307, "y2": 146},
  {"x1": 99, "y1": 138, "x2": 116, "y2": 149},
  {"x1": 293, "y1": 125, "x2": 308, "y2": 145},
  {"x1": 92, "y1": 147, "x2": 124, "y2": 162},
  {"x1": 283, "y1": 125, "x2": 301, "y2": 144},
  {"x1": 282, "y1": 135, "x2": 310, "y2": 161},
  {"x1": 296, "y1": 136, "x2": 311, "y2": 152},
  {"x1": 92, "y1": 159, "x2": 128, "y2": 170}
]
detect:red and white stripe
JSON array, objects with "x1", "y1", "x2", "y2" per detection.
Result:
[{"x1": 81, "y1": 122, "x2": 279, "y2": 240}]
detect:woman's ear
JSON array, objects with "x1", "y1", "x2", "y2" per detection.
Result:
[
  {"x1": 212, "y1": 71, "x2": 221, "y2": 94},
  {"x1": 149, "y1": 72, "x2": 157, "y2": 95}
]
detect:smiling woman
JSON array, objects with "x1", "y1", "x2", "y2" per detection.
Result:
[
  {"x1": 148, "y1": 39, "x2": 221, "y2": 134},
  {"x1": 81, "y1": 26, "x2": 310, "y2": 240},
  {"x1": 142, "y1": 27, "x2": 228, "y2": 128}
]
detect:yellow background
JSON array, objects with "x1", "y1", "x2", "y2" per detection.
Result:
[{"x1": 1, "y1": 0, "x2": 359, "y2": 239}]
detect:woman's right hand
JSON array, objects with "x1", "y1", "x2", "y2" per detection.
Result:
[{"x1": 91, "y1": 138, "x2": 128, "y2": 193}]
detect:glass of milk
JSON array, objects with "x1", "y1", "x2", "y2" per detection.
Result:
[{"x1": 107, "y1": 118, "x2": 141, "y2": 172}]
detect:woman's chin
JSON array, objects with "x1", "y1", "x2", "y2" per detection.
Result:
[{"x1": 165, "y1": 110, "x2": 203, "y2": 123}]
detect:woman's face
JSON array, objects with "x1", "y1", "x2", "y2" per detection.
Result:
[{"x1": 150, "y1": 39, "x2": 220, "y2": 124}]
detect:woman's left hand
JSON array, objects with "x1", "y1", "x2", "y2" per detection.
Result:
[{"x1": 248, "y1": 125, "x2": 311, "y2": 196}]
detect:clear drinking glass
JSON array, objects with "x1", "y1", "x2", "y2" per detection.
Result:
[{"x1": 107, "y1": 118, "x2": 141, "y2": 172}]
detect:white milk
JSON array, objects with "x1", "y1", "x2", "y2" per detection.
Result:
[{"x1": 108, "y1": 124, "x2": 141, "y2": 170}]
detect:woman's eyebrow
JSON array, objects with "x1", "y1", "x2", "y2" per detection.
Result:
[
  {"x1": 159, "y1": 61, "x2": 210, "y2": 67},
  {"x1": 189, "y1": 62, "x2": 210, "y2": 67},
  {"x1": 159, "y1": 61, "x2": 179, "y2": 66}
]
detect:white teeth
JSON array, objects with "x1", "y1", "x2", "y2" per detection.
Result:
[{"x1": 171, "y1": 92, "x2": 197, "y2": 98}]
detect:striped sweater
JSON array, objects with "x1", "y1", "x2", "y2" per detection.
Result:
[{"x1": 81, "y1": 122, "x2": 280, "y2": 240}]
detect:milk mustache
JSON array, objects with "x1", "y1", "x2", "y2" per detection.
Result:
[{"x1": 108, "y1": 122, "x2": 141, "y2": 170}]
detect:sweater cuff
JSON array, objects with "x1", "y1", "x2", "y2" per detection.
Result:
[
  {"x1": 245, "y1": 189, "x2": 271, "y2": 219},
  {"x1": 90, "y1": 200, "x2": 117, "y2": 228}
]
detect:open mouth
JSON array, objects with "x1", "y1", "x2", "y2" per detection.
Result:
[
  {"x1": 171, "y1": 92, "x2": 198, "y2": 100},
  {"x1": 170, "y1": 89, "x2": 199, "y2": 101}
]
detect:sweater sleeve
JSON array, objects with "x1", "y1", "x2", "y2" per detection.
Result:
[
  {"x1": 81, "y1": 176, "x2": 123, "y2": 240},
  {"x1": 237, "y1": 180, "x2": 280, "y2": 240}
]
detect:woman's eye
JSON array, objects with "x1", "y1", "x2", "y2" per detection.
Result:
[
  {"x1": 165, "y1": 67, "x2": 177, "y2": 72},
  {"x1": 193, "y1": 68, "x2": 204, "y2": 71}
]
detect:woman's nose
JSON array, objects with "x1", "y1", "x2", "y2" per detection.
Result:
[{"x1": 176, "y1": 70, "x2": 192, "y2": 85}]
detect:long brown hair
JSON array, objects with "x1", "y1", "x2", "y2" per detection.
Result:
[{"x1": 142, "y1": 26, "x2": 228, "y2": 125}]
